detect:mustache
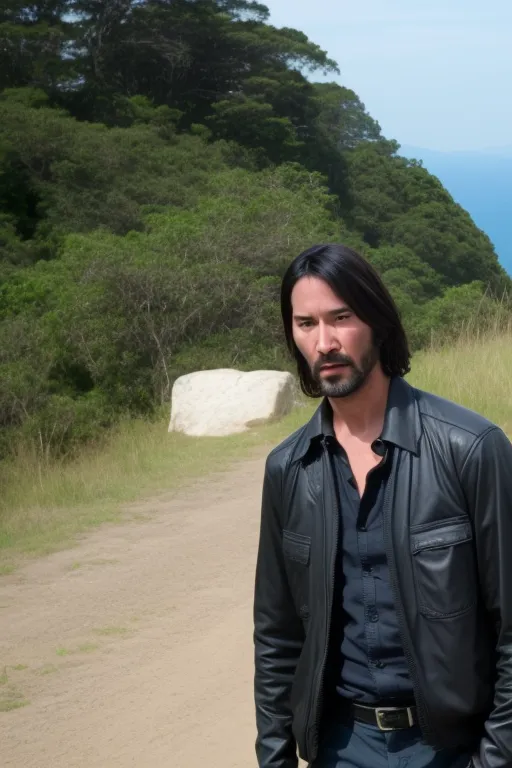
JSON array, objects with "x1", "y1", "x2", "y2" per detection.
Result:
[{"x1": 312, "y1": 353, "x2": 355, "y2": 375}]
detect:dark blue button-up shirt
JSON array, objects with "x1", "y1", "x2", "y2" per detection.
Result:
[{"x1": 325, "y1": 434, "x2": 414, "y2": 705}]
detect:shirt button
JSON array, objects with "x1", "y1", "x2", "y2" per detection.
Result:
[
  {"x1": 369, "y1": 612, "x2": 379, "y2": 623},
  {"x1": 375, "y1": 661, "x2": 385, "y2": 669},
  {"x1": 363, "y1": 565, "x2": 373, "y2": 574}
]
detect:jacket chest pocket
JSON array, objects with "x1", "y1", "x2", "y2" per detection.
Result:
[
  {"x1": 282, "y1": 529, "x2": 311, "y2": 621},
  {"x1": 410, "y1": 518, "x2": 477, "y2": 620}
]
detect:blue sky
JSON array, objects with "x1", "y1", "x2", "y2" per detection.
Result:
[{"x1": 264, "y1": 0, "x2": 512, "y2": 152}]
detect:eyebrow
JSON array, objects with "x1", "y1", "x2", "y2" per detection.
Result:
[{"x1": 293, "y1": 307, "x2": 351, "y2": 321}]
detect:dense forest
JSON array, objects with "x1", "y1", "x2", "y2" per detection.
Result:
[{"x1": 1, "y1": 0, "x2": 510, "y2": 458}]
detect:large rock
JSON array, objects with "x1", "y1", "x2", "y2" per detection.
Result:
[{"x1": 169, "y1": 368, "x2": 297, "y2": 437}]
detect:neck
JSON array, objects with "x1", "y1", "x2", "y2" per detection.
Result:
[{"x1": 329, "y1": 366, "x2": 391, "y2": 441}]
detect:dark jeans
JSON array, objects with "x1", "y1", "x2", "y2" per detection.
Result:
[{"x1": 309, "y1": 718, "x2": 472, "y2": 768}]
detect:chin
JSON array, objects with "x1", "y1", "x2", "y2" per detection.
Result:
[{"x1": 321, "y1": 372, "x2": 348, "y2": 383}]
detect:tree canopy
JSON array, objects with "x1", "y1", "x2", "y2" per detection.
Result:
[{"x1": 0, "y1": 0, "x2": 509, "y2": 457}]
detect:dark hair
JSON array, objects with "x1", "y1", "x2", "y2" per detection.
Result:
[{"x1": 281, "y1": 243, "x2": 411, "y2": 397}]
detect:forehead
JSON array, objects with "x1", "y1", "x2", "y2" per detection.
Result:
[{"x1": 291, "y1": 276, "x2": 347, "y2": 313}]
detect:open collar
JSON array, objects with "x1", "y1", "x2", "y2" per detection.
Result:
[{"x1": 292, "y1": 376, "x2": 421, "y2": 463}]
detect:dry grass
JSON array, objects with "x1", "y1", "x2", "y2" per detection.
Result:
[
  {"x1": 0, "y1": 402, "x2": 314, "y2": 558},
  {"x1": 0, "y1": 324, "x2": 511, "y2": 562},
  {"x1": 408, "y1": 326, "x2": 512, "y2": 436}
]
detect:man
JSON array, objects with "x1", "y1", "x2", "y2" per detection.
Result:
[{"x1": 253, "y1": 244, "x2": 512, "y2": 768}]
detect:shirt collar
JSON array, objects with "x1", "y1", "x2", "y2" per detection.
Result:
[{"x1": 292, "y1": 376, "x2": 421, "y2": 463}]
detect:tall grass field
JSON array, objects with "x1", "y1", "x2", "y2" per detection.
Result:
[{"x1": 1, "y1": 327, "x2": 511, "y2": 564}]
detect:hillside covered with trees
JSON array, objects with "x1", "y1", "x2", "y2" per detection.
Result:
[{"x1": 1, "y1": 0, "x2": 510, "y2": 458}]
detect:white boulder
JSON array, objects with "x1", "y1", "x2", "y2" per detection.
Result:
[{"x1": 169, "y1": 368, "x2": 297, "y2": 437}]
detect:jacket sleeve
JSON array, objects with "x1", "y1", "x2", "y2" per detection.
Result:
[
  {"x1": 253, "y1": 455, "x2": 305, "y2": 768},
  {"x1": 461, "y1": 426, "x2": 512, "y2": 768}
]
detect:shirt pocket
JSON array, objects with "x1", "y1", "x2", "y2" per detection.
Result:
[
  {"x1": 282, "y1": 529, "x2": 311, "y2": 620},
  {"x1": 410, "y1": 517, "x2": 477, "y2": 620}
]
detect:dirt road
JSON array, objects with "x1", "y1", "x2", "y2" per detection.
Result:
[{"x1": 0, "y1": 452, "x2": 284, "y2": 768}]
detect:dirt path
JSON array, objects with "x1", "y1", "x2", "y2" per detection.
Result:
[{"x1": 0, "y1": 452, "x2": 288, "y2": 768}]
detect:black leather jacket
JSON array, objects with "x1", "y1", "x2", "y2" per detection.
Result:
[{"x1": 253, "y1": 376, "x2": 512, "y2": 768}]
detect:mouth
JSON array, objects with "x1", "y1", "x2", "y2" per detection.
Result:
[{"x1": 319, "y1": 363, "x2": 350, "y2": 374}]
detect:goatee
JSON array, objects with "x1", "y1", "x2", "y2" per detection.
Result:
[{"x1": 312, "y1": 346, "x2": 379, "y2": 398}]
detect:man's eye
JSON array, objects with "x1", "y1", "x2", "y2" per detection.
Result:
[
  {"x1": 299, "y1": 321, "x2": 313, "y2": 328},
  {"x1": 336, "y1": 315, "x2": 349, "y2": 322}
]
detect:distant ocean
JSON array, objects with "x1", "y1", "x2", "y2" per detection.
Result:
[{"x1": 399, "y1": 145, "x2": 512, "y2": 278}]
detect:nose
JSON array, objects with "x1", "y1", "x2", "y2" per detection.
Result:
[{"x1": 316, "y1": 321, "x2": 340, "y2": 356}]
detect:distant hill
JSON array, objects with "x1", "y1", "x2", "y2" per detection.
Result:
[
  {"x1": 399, "y1": 145, "x2": 512, "y2": 277},
  {"x1": 1, "y1": 2, "x2": 510, "y2": 460}
]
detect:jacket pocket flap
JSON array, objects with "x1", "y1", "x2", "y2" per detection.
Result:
[
  {"x1": 412, "y1": 521, "x2": 472, "y2": 554},
  {"x1": 283, "y1": 530, "x2": 311, "y2": 565}
]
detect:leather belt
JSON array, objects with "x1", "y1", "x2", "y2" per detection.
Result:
[
  {"x1": 328, "y1": 699, "x2": 419, "y2": 732},
  {"x1": 352, "y1": 702, "x2": 418, "y2": 732}
]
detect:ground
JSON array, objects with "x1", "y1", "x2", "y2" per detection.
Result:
[{"x1": 0, "y1": 452, "x2": 290, "y2": 767}]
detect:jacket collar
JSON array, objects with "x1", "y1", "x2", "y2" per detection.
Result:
[{"x1": 292, "y1": 376, "x2": 421, "y2": 463}]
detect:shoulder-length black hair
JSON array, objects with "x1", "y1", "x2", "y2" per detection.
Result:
[{"x1": 281, "y1": 243, "x2": 411, "y2": 397}]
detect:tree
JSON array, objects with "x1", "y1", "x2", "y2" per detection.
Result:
[
  {"x1": 342, "y1": 144, "x2": 508, "y2": 292},
  {"x1": 0, "y1": 1, "x2": 72, "y2": 93},
  {"x1": 61, "y1": 1, "x2": 338, "y2": 128},
  {"x1": 387, "y1": 201, "x2": 508, "y2": 290},
  {"x1": 369, "y1": 245, "x2": 445, "y2": 301},
  {"x1": 0, "y1": 88, "x2": 229, "y2": 259},
  {"x1": 312, "y1": 82, "x2": 383, "y2": 150},
  {"x1": 1, "y1": 0, "x2": 510, "y2": 459}
]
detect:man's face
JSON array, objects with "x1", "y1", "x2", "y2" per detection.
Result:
[{"x1": 291, "y1": 276, "x2": 380, "y2": 398}]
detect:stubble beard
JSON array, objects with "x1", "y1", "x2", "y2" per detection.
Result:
[{"x1": 312, "y1": 344, "x2": 380, "y2": 398}]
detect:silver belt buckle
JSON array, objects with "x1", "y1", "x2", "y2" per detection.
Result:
[{"x1": 375, "y1": 706, "x2": 414, "y2": 732}]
